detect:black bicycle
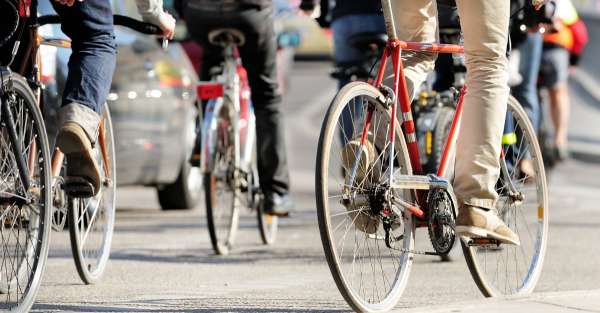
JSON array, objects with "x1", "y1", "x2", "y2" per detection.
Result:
[{"x1": 1, "y1": 0, "x2": 165, "y2": 310}]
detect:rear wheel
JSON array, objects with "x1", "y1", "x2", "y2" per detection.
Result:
[
  {"x1": 462, "y1": 95, "x2": 549, "y2": 296},
  {"x1": 0, "y1": 74, "x2": 52, "y2": 312},
  {"x1": 251, "y1": 166, "x2": 278, "y2": 245},
  {"x1": 205, "y1": 113, "x2": 239, "y2": 255},
  {"x1": 316, "y1": 82, "x2": 415, "y2": 312},
  {"x1": 69, "y1": 105, "x2": 116, "y2": 284}
]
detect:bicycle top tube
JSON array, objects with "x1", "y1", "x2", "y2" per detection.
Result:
[{"x1": 391, "y1": 39, "x2": 464, "y2": 55}]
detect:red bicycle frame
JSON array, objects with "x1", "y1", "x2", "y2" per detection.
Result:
[{"x1": 358, "y1": 37, "x2": 466, "y2": 218}]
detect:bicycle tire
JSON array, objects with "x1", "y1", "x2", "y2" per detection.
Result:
[
  {"x1": 316, "y1": 82, "x2": 415, "y2": 312},
  {"x1": 204, "y1": 104, "x2": 240, "y2": 256},
  {"x1": 461, "y1": 95, "x2": 549, "y2": 296},
  {"x1": 68, "y1": 105, "x2": 116, "y2": 284},
  {"x1": 0, "y1": 74, "x2": 52, "y2": 312}
]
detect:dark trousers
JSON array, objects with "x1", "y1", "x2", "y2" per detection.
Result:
[
  {"x1": 51, "y1": 0, "x2": 116, "y2": 114},
  {"x1": 186, "y1": 5, "x2": 290, "y2": 197}
]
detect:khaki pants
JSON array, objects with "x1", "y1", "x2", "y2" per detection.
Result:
[{"x1": 392, "y1": 0, "x2": 510, "y2": 210}]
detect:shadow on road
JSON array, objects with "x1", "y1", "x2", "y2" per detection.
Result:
[
  {"x1": 107, "y1": 246, "x2": 327, "y2": 265},
  {"x1": 34, "y1": 298, "x2": 348, "y2": 313}
]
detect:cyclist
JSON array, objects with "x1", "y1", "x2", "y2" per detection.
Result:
[
  {"x1": 176, "y1": 0, "x2": 292, "y2": 216},
  {"x1": 51, "y1": 0, "x2": 175, "y2": 197},
  {"x1": 306, "y1": 0, "x2": 549, "y2": 245}
]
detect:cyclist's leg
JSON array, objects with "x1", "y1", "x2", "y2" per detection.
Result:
[
  {"x1": 512, "y1": 32, "x2": 543, "y2": 130},
  {"x1": 235, "y1": 6, "x2": 291, "y2": 215},
  {"x1": 52, "y1": 0, "x2": 117, "y2": 195},
  {"x1": 541, "y1": 46, "x2": 571, "y2": 159},
  {"x1": 453, "y1": 0, "x2": 518, "y2": 244},
  {"x1": 391, "y1": 0, "x2": 438, "y2": 100},
  {"x1": 184, "y1": 11, "x2": 224, "y2": 166}
]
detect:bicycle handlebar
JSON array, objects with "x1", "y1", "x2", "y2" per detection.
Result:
[{"x1": 37, "y1": 14, "x2": 163, "y2": 36}]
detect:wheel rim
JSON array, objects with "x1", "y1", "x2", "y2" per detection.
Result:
[
  {"x1": 70, "y1": 107, "x2": 115, "y2": 283},
  {"x1": 317, "y1": 83, "x2": 414, "y2": 311},
  {"x1": 463, "y1": 97, "x2": 549, "y2": 296},
  {"x1": 0, "y1": 87, "x2": 50, "y2": 310}
]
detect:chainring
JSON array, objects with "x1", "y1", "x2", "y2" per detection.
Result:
[{"x1": 426, "y1": 188, "x2": 456, "y2": 255}]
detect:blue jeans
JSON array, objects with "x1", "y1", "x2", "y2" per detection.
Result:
[
  {"x1": 51, "y1": 0, "x2": 116, "y2": 115},
  {"x1": 331, "y1": 14, "x2": 386, "y2": 88},
  {"x1": 511, "y1": 32, "x2": 543, "y2": 130},
  {"x1": 332, "y1": 14, "x2": 386, "y2": 141}
]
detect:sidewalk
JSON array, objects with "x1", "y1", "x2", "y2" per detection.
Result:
[{"x1": 397, "y1": 289, "x2": 600, "y2": 313}]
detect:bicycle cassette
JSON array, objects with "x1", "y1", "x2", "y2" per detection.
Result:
[{"x1": 426, "y1": 188, "x2": 456, "y2": 255}]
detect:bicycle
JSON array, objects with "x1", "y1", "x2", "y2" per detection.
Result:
[
  {"x1": 0, "y1": 1, "x2": 54, "y2": 311},
  {"x1": 198, "y1": 28, "x2": 278, "y2": 256},
  {"x1": 1, "y1": 5, "x2": 166, "y2": 308},
  {"x1": 315, "y1": 1, "x2": 549, "y2": 311}
]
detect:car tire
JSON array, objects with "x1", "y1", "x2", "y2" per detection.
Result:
[{"x1": 157, "y1": 161, "x2": 202, "y2": 210}]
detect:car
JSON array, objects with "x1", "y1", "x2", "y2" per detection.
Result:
[{"x1": 40, "y1": 0, "x2": 202, "y2": 210}]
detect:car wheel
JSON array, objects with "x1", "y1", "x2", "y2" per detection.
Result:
[{"x1": 157, "y1": 161, "x2": 203, "y2": 210}]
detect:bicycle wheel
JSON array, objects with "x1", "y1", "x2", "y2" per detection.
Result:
[
  {"x1": 0, "y1": 74, "x2": 52, "y2": 312},
  {"x1": 462, "y1": 95, "x2": 549, "y2": 296},
  {"x1": 68, "y1": 105, "x2": 116, "y2": 284},
  {"x1": 253, "y1": 166, "x2": 278, "y2": 245},
  {"x1": 204, "y1": 107, "x2": 240, "y2": 255},
  {"x1": 316, "y1": 82, "x2": 415, "y2": 312}
]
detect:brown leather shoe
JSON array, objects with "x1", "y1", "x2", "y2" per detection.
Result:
[
  {"x1": 56, "y1": 122, "x2": 101, "y2": 197},
  {"x1": 341, "y1": 138, "x2": 379, "y2": 185},
  {"x1": 456, "y1": 205, "x2": 520, "y2": 245},
  {"x1": 341, "y1": 138, "x2": 380, "y2": 234}
]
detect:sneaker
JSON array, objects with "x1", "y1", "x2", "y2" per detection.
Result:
[
  {"x1": 455, "y1": 205, "x2": 520, "y2": 245},
  {"x1": 341, "y1": 138, "x2": 378, "y2": 185},
  {"x1": 56, "y1": 122, "x2": 101, "y2": 197},
  {"x1": 263, "y1": 193, "x2": 292, "y2": 217}
]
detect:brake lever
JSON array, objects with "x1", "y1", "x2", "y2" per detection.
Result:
[{"x1": 162, "y1": 39, "x2": 169, "y2": 50}]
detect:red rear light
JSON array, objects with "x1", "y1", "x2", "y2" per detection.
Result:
[{"x1": 197, "y1": 83, "x2": 224, "y2": 100}]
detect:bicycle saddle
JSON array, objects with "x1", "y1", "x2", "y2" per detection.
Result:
[
  {"x1": 348, "y1": 32, "x2": 388, "y2": 52},
  {"x1": 208, "y1": 28, "x2": 246, "y2": 47}
]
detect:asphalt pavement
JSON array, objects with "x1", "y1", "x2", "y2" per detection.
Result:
[{"x1": 31, "y1": 57, "x2": 600, "y2": 312}]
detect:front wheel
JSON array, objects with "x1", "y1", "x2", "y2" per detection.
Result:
[
  {"x1": 316, "y1": 82, "x2": 415, "y2": 312},
  {"x1": 462, "y1": 95, "x2": 549, "y2": 296},
  {"x1": 69, "y1": 105, "x2": 116, "y2": 284},
  {"x1": 0, "y1": 74, "x2": 52, "y2": 312}
]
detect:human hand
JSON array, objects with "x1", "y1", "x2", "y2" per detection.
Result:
[
  {"x1": 54, "y1": 0, "x2": 82, "y2": 7},
  {"x1": 158, "y1": 12, "x2": 176, "y2": 40}
]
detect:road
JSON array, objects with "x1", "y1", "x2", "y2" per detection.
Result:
[{"x1": 32, "y1": 58, "x2": 600, "y2": 312}]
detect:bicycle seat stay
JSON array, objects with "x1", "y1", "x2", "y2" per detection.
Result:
[{"x1": 208, "y1": 28, "x2": 246, "y2": 47}]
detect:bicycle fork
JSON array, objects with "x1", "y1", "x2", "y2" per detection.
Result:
[{"x1": 1, "y1": 92, "x2": 32, "y2": 193}]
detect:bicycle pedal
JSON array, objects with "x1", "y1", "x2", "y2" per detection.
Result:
[
  {"x1": 466, "y1": 237, "x2": 501, "y2": 247},
  {"x1": 63, "y1": 177, "x2": 95, "y2": 198}
]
